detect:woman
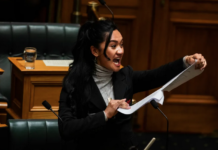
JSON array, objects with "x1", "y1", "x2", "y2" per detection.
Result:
[{"x1": 58, "y1": 20, "x2": 207, "y2": 150}]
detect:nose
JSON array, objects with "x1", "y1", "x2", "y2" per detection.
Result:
[{"x1": 117, "y1": 47, "x2": 124, "y2": 54}]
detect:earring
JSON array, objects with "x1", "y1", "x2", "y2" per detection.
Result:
[{"x1": 94, "y1": 57, "x2": 97, "y2": 63}]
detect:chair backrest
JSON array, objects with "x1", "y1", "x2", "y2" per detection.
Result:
[
  {"x1": 0, "y1": 22, "x2": 80, "y2": 100},
  {"x1": 8, "y1": 119, "x2": 61, "y2": 150}
]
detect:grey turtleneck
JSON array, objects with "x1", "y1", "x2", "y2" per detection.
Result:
[{"x1": 93, "y1": 63, "x2": 115, "y2": 106}]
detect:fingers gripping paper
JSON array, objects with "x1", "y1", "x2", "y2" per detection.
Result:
[{"x1": 118, "y1": 61, "x2": 203, "y2": 115}]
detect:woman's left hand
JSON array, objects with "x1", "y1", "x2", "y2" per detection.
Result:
[{"x1": 185, "y1": 53, "x2": 207, "y2": 70}]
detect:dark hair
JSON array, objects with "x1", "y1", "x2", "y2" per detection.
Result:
[{"x1": 63, "y1": 20, "x2": 118, "y2": 117}]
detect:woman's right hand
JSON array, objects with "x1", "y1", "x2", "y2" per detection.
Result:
[{"x1": 104, "y1": 99, "x2": 130, "y2": 119}]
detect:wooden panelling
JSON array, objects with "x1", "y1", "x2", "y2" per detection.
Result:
[
  {"x1": 171, "y1": 12, "x2": 218, "y2": 21},
  {"x1": 170, "y1": 1, "x2": 218, "y2": 12},
  {"x1": 146, "y1": 103, "x2": 218, "y2": 133},
  {"x1": 0, "y1": 112, "x2": 7, "y2": 124},
  {"x1": 167, "y1": 22, "x2": 218, "y2": 99},
  {"x1": 29, "y1": 75, "x2": 64, "y2": 111},
  {"x1": 30, "y1": 75, "x2": 65, "y2": 82},
  {"x1": 0, "y1": 66, "x2": 6, "y2": 124},
  {"x1": 0, "y1": 105, "x2": 7, "y2": 124},
  {"x1": 145, "y1": 0, "x2": 218, "y2": 133},
  {"x1": 12, "y1": 98, "x2": 21, "y2": 109},
  {"x1": 22, "y1": 76, "x2": 31, "y2": 119},
  {"x1": 61, "y1": 0, "x2": 74, "y2": 23},
  {"x1": 8, "y1": 66, "x2": 23, "y2": 119},
  {"x1": 14, "y1": 77, "x2": 23, "y2": 107},
  {"x1": 149, "y1": 0, "x2": 171, "y2": 68},
  {"x1": 30, "y1": 84, "x2": 62, "y2": 111},
  {"x1": 5, "y1": 108, "x2": 21, "y2": 119},
  {"x1": 166, "y1": 94, "x2": 218, "y2": 104},
  {"x1": 129, "y1": 0, "x2": 155, "y2": 131},
  {"x1": 80, "y1": 6, "x2": 138, "y2": 16},
  {"x1": 81, "y1": 0, "x2": 139, "y2": 7},
  {"x1": 0, "y1": 68, "x2": 7, "y2": 124},
  {"x1": 61, "y1": 0, "x2": 138, "y2": 23},
  {"x1": 28, "y1": 111, "x2": 59, "y2": 119}
]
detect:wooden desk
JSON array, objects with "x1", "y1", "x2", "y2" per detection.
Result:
[
  {"x1": 6, "y1": 57, "x2": 70, "y2": 119},
  {"x1": 0, "y1": 68, "x2": 4, "y2": 75},
  {"x1": 0, "y1": 68, "x2": 7, "y2": 125}
]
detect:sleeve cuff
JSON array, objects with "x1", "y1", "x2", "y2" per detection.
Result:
[
  {"x1": 103, "y1": 111, "x2": 108, "y2": 121},
  {"x1": 183, "y1": 56, "x2": 190, "y2": 68}
]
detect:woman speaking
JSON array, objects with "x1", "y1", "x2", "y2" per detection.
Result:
[{"x1": 58, "y1": 20, "x2": 207, "y2": 150}]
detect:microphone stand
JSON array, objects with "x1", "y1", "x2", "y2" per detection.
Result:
[
  {"x1": 104, "y1": 4, "x2": 114, "y2": 21},
  {"x1": 49, "y1": 108, "x2": 63, "y2": 122},
  {"x1": 150, "y1": 100, "x2": 169, "y2": 150},
  {"x1": 42, "y1": 100, "x2": 63, "y2": 122},
  {"x1": 98, "y1": 0, "x2": 114, "y2": 21},
  {"x1": 157, "y1": 107, "x2": 169, "y2": 150}
]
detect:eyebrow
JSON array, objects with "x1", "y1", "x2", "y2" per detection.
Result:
[{"x1": 110, "y1": 39, "x2": 123, "y2": 43}]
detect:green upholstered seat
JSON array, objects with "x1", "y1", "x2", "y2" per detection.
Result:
[{"x1": 8, "y1": 119, "x2": 61, "y2": 150}]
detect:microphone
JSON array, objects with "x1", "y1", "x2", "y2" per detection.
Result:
[
  {"x1": 98, "y1": 0, "x2": 114, "y2": 20},
  {"x1": 42, "y1": 100, "x2": 63, "y2": 122},
  {"x1": 150, "y1": 100, "x2": 159, "y2": 109},
  {"x1": 98, "y1": 0, "x2": 106, "y2": 5},
  {"x1": 150, "y1": 100, "x2": 169, "y2": 150}
]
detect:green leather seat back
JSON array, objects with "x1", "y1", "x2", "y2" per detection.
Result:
[
  {"x1": 9, "y1": 119, "x2": 61, "y2": 150},
  {"x1": 0, "y1": 23, "x2": 80, "y2": 101}
]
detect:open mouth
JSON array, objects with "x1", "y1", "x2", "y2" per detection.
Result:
[{"x1": 113, "y1": 58, "x2": 121, "y2": 66}]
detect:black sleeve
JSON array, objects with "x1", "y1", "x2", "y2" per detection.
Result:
[
  {"x1": 132, "y1": 57, "x2": 185, "y2": 93},
  {"x1": 58, "y1": 87, "x2": 106, "y2": 141}
]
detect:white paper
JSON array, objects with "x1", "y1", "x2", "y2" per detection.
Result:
[
  {"x1": 161, "y1": 61, "x2": 202, "y2": 92},
  {"x1": 43, "y1": 60, "x2": 73, "y2": 67},
  {"x1": 118, "y1": 61, "x2": 203, "y2": 115},
  {"x1": 118, "y1": 90, "x2": 164, "y2": 115}
]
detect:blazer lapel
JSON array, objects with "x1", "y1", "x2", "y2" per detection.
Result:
[
  {"x1": 89, "y1": 77, "x2": 107, "y2": 110},
  {"x1": 113, "y1": 71, "x2": 127, "y2": 100},
  {"x1": 89, "y1": 71, "x2": 128, "y2": 110}
]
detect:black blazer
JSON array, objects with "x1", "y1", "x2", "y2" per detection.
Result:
[{"x1": 58, "y1": 58, "x2": 185, "y2": 150}]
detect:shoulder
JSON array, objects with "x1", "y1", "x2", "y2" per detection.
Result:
[
  {"x1": 113, "y1": 65, "x2": 134, "y2": 80},
  {"x1": 119, "y1": 65, "x2": 134, "y2": 75}
]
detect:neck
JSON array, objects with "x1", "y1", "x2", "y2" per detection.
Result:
[{"x1": 94, "y1": 63, "x2": 113, "y2": 77}]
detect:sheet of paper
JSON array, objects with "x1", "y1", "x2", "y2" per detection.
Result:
[
  {"x1": 43, "y1": 60, "x2": 73, "y2": 67},
  {"x1": 118, "y1": 90, "x2": 164, "y2": 115},
  {"x1": 161, "y1": 61, "x2": 203, "y2": 92},
  {"x1": 118, "y1": 61, "x2": 204, "y2": 115}
]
